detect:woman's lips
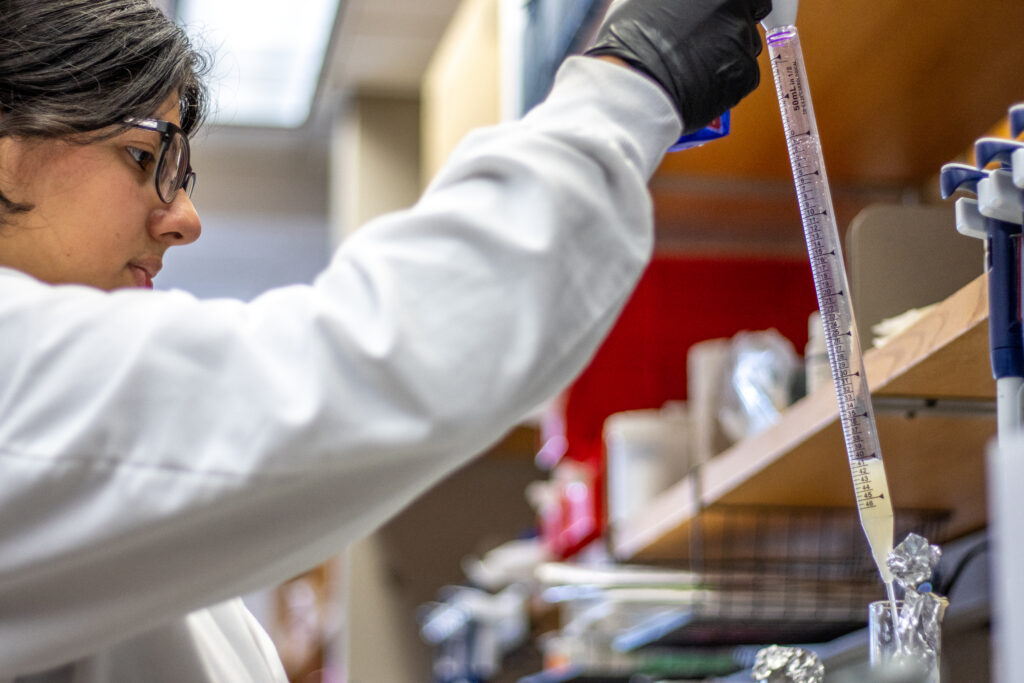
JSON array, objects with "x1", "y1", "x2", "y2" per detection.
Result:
[
  {"x1": 127, "y1": 257, "x2": 161, "y2": 289},
  {"x1": 129, "y1": 264, "x2": 154, "y2": 289}
]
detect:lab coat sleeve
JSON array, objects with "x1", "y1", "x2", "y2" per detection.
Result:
[{"x1": 0, "y1": 57, "x2": 680, "y2": 673}]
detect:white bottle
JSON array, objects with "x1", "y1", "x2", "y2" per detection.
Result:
[{"x1": 805, "y1": 310, "x2": 830, "y2": 395}]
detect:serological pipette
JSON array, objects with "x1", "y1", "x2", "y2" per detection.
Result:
[{"x1": 760, "y1": 0, "x2": 897, "y2": 603}]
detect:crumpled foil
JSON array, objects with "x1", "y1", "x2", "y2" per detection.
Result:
[
  {"x1": 752, "y1": 645, "x2": 824, "y2": 682},
  {"x1": 897, "y1": 588, "x2": 949, "y2": 659},
  {"x1": 887, "y1": 533, "x2": 942, "y2": 589}
]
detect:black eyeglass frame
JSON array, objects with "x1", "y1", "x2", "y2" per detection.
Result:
[{"x1": 125, "y1": 118, "x2": 196, "y2": 204}]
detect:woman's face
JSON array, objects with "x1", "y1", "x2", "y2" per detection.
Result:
[{"x1": 0, "y1": 95, "x2": 201, "y2": 290}]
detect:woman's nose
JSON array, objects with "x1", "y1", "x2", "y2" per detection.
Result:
[{"x1": 149, "y1": 191, "x2": 202, "y2": 246}]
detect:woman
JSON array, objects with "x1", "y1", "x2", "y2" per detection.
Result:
[{"x1": 0, "y1": 0, "x2": 767, "y2": 679}]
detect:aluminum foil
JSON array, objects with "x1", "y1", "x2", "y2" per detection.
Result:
[
  {"x1": 752, "y1": 645, "x2": 824, "y2": 682},
  {"x1": 887, "y1": 533, "x2": 942, "y2": 589},
  {"x1": 897, "y1": 588, "x2": 949, "y2": 659}
]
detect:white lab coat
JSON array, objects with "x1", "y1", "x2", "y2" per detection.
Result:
[{"x1": 0, "y1": 57, "x2": 680, "y2": 681}]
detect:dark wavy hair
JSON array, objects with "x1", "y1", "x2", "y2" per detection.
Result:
[{"x1": 0, "y1": 0, "x2": 211, "y2": 218}]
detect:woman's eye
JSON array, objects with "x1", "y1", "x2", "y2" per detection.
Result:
[{"x1": 127, "y1": 146, "x2": 156, "y2": 172}]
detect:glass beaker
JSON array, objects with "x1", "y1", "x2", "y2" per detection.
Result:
[{"x1": 869, "y1": 599, "x2": 943, "y2": 682}]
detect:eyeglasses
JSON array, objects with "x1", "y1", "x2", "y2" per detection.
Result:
[{"x1": 125, "y1": 118, "x2": 196, "y2": 204}]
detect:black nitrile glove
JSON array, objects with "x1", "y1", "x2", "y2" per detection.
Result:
[{"x1": 585, "y1": 0, "x2": 771, "y2": 134}]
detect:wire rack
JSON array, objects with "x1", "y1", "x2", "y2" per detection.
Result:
[{"x1": 609, "y1": 503, "x2": 951, "y2": 648}]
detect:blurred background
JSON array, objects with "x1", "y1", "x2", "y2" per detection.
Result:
[{"x1": 151, "y1": 1, "x2": 1024, "y2": 681}]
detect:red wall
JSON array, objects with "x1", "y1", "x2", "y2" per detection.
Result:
[{"x1": 543, "y1": 253, "x2": 818, "y2": 557}]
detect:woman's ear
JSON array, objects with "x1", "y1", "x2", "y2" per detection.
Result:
[{"x1": 0, "y1": 133, "x2": 34, "y2": 214}]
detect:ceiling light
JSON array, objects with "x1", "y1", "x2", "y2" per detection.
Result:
[{"x1": 177, "y1": 0, "x2": 340, "y2": 128}]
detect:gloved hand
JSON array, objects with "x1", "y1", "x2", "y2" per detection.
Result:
[{"x1": 585, "y1": 0, "x2": 771, "y2": 134}]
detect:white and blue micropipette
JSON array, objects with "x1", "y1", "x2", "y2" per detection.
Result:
[
  {"x1": 963, "y1": 108, "x2": 1024, "y2": 441},
  {"x1": 1011, "y1": 104, "x2": 1024, "y2": 140},
  {"x1": 941, "y1": 160, "x2": 1024, "y2": 444},
  {"x1": 973, "y1": 110, "x2": 1024, "y2": 199},
  {"x1": 760, "y1": 0, "x2": 898, "y2": 602}
]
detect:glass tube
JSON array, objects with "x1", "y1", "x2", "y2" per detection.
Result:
[{"x1": 869, "y1": 599, "x2": 943, "y2": 682}]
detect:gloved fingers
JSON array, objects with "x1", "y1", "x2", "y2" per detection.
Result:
[
  {"x1": 718, "y1": 50, "x2": 761, "y2": 110},
  {"x1": 741, "y1": 12, "x2": 764, "y2": 57},
  {"x1": 584, "y1": 0, "x2": 770, "y2": 134},
  {"x1": 713, "y1": 2, "x2": 766, "y2": 65},
  {"x1": 685, "y1": 38, "x2": 760, "y2": 131},
  {"x1": 734, "y1": 0, "x2": 770, "y2": 56},
  {"x1": 751, "y1": 28, "x2": 764, "y2": 58},
  {"x1": 751, "y1": 0, "x2": 773, "y2": 22}
]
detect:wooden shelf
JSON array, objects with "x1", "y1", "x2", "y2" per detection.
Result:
[
  {"x1": 649, "y1": 1, "x2": 1024, "y2": 249},
  {"x1": 613, "y1": 274, "x2": 995, "y2": 562}
]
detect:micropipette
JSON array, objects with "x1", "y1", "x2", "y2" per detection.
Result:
[
  {"x1": 1011, "y1": 104, "x2": 1024, "y2": 139},
  {"x1": 968, "y1": 131, "x2": 1024, "y2": 442},
  {"x1": 941, "y1": 162, "x2": 1024, "y2": 445},
  {"x1": 761, "y1": 0, "x2": 897, "y2": 600}
]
